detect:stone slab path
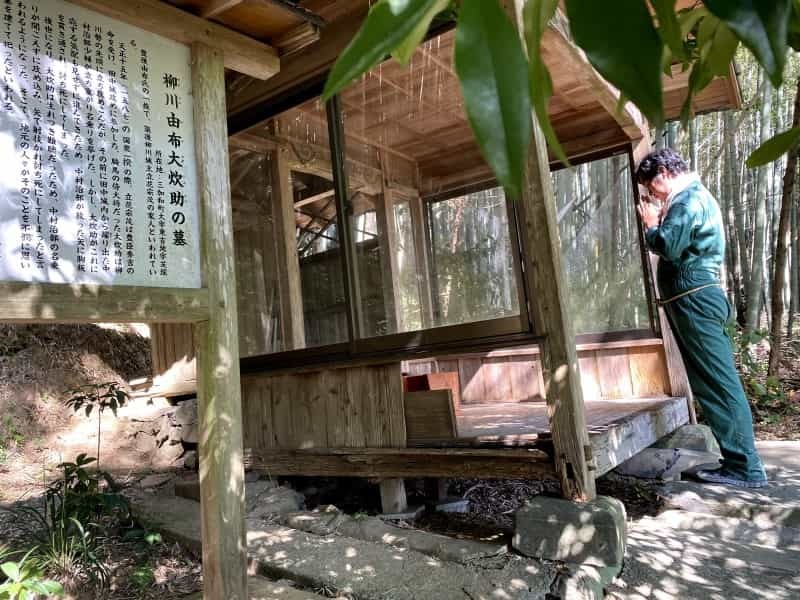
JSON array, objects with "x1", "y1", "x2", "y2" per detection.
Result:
[{"x1": 608, "y1": 440, "x2": 800, "y2": 600}]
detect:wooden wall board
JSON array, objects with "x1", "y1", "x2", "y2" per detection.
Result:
[
  {"x1": 240, "y1": 363, "x2": 405, "y2": 451},
  {"x1": 577, "y1": 352, "x2": 602, "y2": 402},
  {"x1": 596, "y1": 348, "x2": 634, "y2": 400},
  {"x1": 404, "y1": 390, "x2": 457, "y2": 446},
  {"x1": 506, "y1": 358, "x2": 541, "y2": 403},
  {"x1": 628, "y1": 346, "x2": 671, "y2": 398},
  {"x1": 244, "y1": 447, "x2": 557, "y2": 480},
  {"x1": 459, "y1": 358, "x2": 485, "y2": 404}
]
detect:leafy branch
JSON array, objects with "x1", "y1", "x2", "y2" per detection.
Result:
[{"x1": 322, "y1": 0, "x2": 800, "y2": 196}]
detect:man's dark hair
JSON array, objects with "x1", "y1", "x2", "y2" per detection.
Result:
[{"x1": 635, "y1": 148, "x2": 690, "y2": 184}]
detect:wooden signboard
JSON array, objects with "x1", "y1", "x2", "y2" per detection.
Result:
[{"x1": 0, "y1": 0, "x2": 201, "y2": 288}]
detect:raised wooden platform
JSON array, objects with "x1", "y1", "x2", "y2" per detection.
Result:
[{"x1": 244, "y1": 396, "x2": 690, "y2": 480}]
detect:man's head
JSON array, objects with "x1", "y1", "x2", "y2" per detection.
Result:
[{"x1": 635, "y1": 148, "x2": 690, "y2": 202}]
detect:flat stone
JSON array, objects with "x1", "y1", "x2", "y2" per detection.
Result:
[
  {"x1": 435, "y1": 499, "x2": 469, "y2": 513},
  {"x1": 139, "y1": 473, "x2": 174, "y2": 489},
  {"x1": 153, "y1": 439, "x2": 184, "y2": 466},
  {"x1": 277, "y1": 508, "x2": 507, "y2": 565},
  {"x1": 131, "y1": 496, "x2": 558, "y2": 600},
  {"x1": 248, "y1": 485, "x2": 303, "y2": 518},
  {"x1": 172, "y1": 398, "x2": 197, "y2": 426},
  {"x1": 513, "y1": 495, "x2": 627, "y2": 568},
  {"x1": 557, "y1": 564, "x2": 618, "y2": 600},
  {"x1": 181, "y1": 423, "x2": 199, "y2": 444},
  {"x1": 183, "y1": 575, "x2": 333, "y2": 600},
  {"x1": 616, "y1": 448, "x2": 721, "y2": 480},
  {"x1": 245, "y1": 471, "x2": 260, "y2": 483},
  {"x1": 174, "y1": 478, "x2": 201, "y2": 502},
  {"x1": 182, "y1": 450, "x2": 198, "y2": 470},
  {"x1": 607, "y1": 512, "x2": 800, "y2": 599},
  {"x1": 133, "y1": 432, "x2": 158, "y2": 454},
  {"x1": 245, "y1": 480, "x2": 280, "y2": 512},
  {"x1": 653, "y1": 424, "x2": 721, "y2": 455},
  {"x1": 378, "y1": 504, "x2": 424, "y2": 521}
]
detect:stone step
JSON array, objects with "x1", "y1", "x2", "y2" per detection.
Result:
[
  {"x1": 183, "y1": 575, "x2": 336, "y2": 599},
  {"x1": 607, "y1": 512, "x2": 800, "y2": 599},
  {"x1": 659, "y1": 477, "x2": 800, "y2": 528},
  {"x1": 638, "y1": 510, "x2": 800, "y2": 551},
  {"x1": 131, "y1": 494, "x2": 558, "y2": 600}
]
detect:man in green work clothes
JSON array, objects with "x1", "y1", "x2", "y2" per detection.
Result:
[{"x1": 636, "y1": 148, "x2": 767, "y2": 488}]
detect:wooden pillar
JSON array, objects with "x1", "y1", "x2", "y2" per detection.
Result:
[
  {"x1": 408, "y1": 194, "x2": 435, "y2": 328},
  {"x1": 375, "y1": 188, "x2": 404, "y2": 333},
  {"x1": 631, "y1": 137, "x2": 697, "y2": 423},
  {"x1": 191, "y1": 43, "x2": 248, "y2": 600},
  {"x1": 380, "y1": 478, "x2": 408, "y2": 514},
  {"x1": 510, "y1": 1, "x2": 595, "y2": 501},
  {"x1": 270, "y1": 148, "x2": 306, "y2": 349}
]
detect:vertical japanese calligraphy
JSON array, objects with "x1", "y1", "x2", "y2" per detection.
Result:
[{"x1": 0, "y1": 0, "x2": 200, "y2": 288}]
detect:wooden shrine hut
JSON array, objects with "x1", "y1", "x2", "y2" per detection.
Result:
[
  {"x1": 144, "y1": 0, "x2": 741, "y2": 504},
  {"x1": 3, "y1": 0, "x2": 738, "y2": 596}
]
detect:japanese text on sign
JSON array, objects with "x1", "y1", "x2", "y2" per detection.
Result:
[{"x1": 0, "y1": 0, "x2": 200, "y2": 288}]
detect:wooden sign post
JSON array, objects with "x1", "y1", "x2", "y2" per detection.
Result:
[{"x1": 0, "y1": 1, "x2": 279, "y2": 598}]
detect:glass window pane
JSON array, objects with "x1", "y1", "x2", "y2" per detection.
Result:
[
  {"x1": 552, "y1": 154, "x2": 650, "y2": 334},
  {"x1": 230, "y1": 97, "x2": 348, "y2": 352},
  {"x1": 429, "y1": 188, "x2": 519, "y2": 327},
  {"x1": 338, "y1": 29, "x2": 522, "y2": 338}
]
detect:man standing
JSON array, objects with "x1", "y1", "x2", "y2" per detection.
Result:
[{"x1": 636, "y1": 148, "x2": 767, "y2": 488}]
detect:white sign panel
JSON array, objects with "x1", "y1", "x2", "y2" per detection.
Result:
[{"x1": 0, "y1": 0, "x2": 200, "y2": 288}]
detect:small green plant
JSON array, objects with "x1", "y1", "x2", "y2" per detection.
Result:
[
  {"x1": 0, "y1": 548, "x2": 64, "y2": 599},
  {"x1": 129, "y1": 566, "x2": 155, "y2": 591},
  {"x1": 729, "y1": 326, "x2": 791, "y2": 416},
  {"x1": 11, "y1": 453, "x2": 131, "y2": 591},
  {"x1": 0, "y1": 417, "x2": 24, "y2": 464},
  {"x1": 63, "y1": 382, "x2": 128, "y2": 470}
]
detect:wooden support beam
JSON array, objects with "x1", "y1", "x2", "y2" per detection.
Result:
[
  {"x1": 65, "y1": 0, "x2": 279, "y2": 80},
  {"x1": 201, "y1": 0, "x2": 243, "y2": 19},
  {"x1": 408, "y1": 194, "x2": 435, "y2": 329},
  {"x1": 244, "y1": 447, "x2": 558, "y2": 479},
  {"x1": 375, "y1": 186, "x2": 404, "y2": 333},
  {"x1": 270, "y1": 148, "x2": 306, "y2": 350},
  {"x1": 511, "y1": 1, "x2": 596, "y2": 501},
  {"x1": 544, "y1": 10, "x2": 647, "y2": 141},
  {"x1": 227, "y1": 3, "x2": 367, "y2": 118},
  {"x1": 273, "y1": 22, "x2": 321, "y2": 57},
  {"x1": 0, "y1": 282, "x2": 209, "y2": 323},
  {"x1": 379, "y1": 479, "x2": 408, "y2": 514},
  {"x1": 191, "y1": 43, "x2": 247, "y2": 600},
  {"x1": 295, "y1": 188, "x2": 335, "y2": 209}
]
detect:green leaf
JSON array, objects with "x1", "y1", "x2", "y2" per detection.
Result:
[
  {"x1": 679, "y1": 7, "x2": 710, "y2": 37},
  {"x1": 704, "y1": 0, "x2": 791, "y2": 88},
  {"x1": 651, "y1": 0, "x2": 687, "y2": 61},
  {"x1": 707, "y1": 22, "x2": 740, "y2": 76},
  {"x1": 746, "y1": 127, "x2": 800, "y2": 167},
  {"x1": 523, "y1": 0, "x2": 568, "y2": 166},
  {"x1": 455, "y1": 0, "x2": 531, "y2": 198},
  {"x1": 565, "y1": 0, "x2": 664, "y2": 127},
  {"x1": 322, "y1": 0, "x2": 453, "y2": 100},
  {"x1": 1, "y1": 562, "x2": 20, "y2": 582},
  {"x1": 392, "y1": 0, "x2": 450, "y2": 65}
]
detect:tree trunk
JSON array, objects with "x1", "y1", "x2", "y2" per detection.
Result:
[
  {"x1": 769, "y1": 78, "x2": 800, "y2": 375},
  {"x1": 745, "y1": 75, "x2": 772, "y2": 331},
  {"x1": 789, "y1": 182, "x2": 799, "y2": 337}
]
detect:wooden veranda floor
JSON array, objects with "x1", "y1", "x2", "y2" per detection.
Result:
[
  {"x1": 455, "y1": 397, "x2": 691, "y2": 475},
  {"x1": 245, "y1": 396, "x2": 691, "y2": 480}
]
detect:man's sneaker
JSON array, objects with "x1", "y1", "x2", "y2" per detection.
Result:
[{"x1": 694, "y1": 469, "x2": 769, "y2": 489}]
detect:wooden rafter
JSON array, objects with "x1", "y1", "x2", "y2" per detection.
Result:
[{"x1": 64, "y1": 0, "x2": 279, "y2": 80}]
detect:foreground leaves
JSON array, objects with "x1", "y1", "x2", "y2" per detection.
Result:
[
  {"x1": 322, "y1": 0, "x2": 450, "y2": 100},
  {"x1": 455, "y1": 0, "x2": 531, "y2": 198},
  {"x1": 565, "y1": 0, "x2": 664, "y2": 127},
  {"x1": 746, "y1": 127, "x2": 800, "y2": 168},
  {"x1": 523, "y1": 0, "x2": 567, "y2": 165},
  {"x1": 704, "y1": 0, "x2": 791, "y2": 88}
]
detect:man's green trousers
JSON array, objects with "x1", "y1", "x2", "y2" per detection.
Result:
[{"x1": 664, "y1": 285, "x2": 766, "y2": 481}]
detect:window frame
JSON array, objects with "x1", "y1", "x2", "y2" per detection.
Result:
[{"x1": 228, "y1": 81, "x2": 659, "y2": 376}]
